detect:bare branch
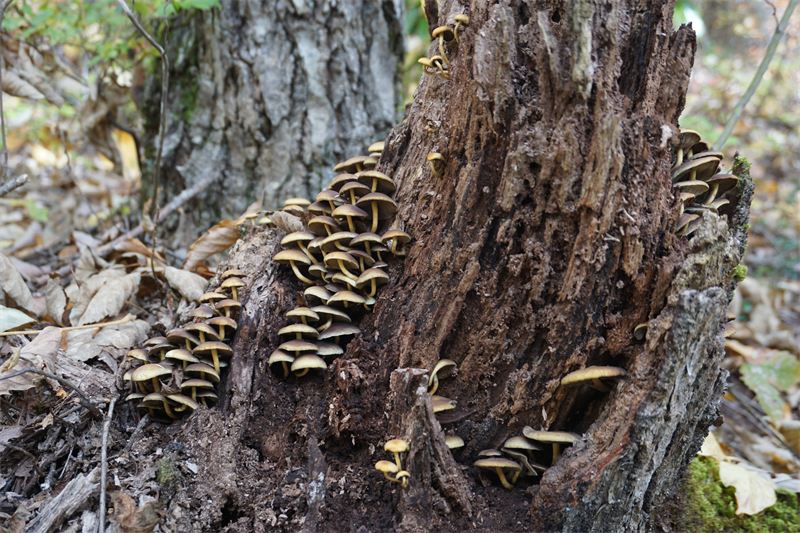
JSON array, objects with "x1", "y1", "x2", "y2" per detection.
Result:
[
  {"x1": 113, "y1": 0, "x2": 170, "y2": 226},
  {"x1": 713, "y1": 0, "x2": 799, "y2": 151},
  {"x1": 0, "y1": 173, "x2": 27, "y2": 196},
  {"x1": 0, "y1": 366, "x2": 103, "y2": 418},
  {"x1": 98, "y1": 397, "x2": 117, "y2": 533}
]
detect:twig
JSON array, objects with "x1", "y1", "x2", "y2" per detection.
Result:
[
  {"x1": 0, "y1": 313, "x2": 135, "y2": 337},
  {"x1": 113, "y1": 0, "x2": 170, "y2": 226},
  {"x1": 712, "y1": 0, "x2": 799, "y2": 151},
  {"x1": 123, "y1": 413, "x2": 149, "y2": 453},
  {"x1": 0, "y1": 172, "x2": 27, "y2": 196},
  {"x1": 0, "y1": 367, "x2": 102, "y2": 418},
  {"x1": 98, "y1": 397, "x2": 116, "y2": 533},
  {"x1": 0, "y1": 0, "x2": 14, "y2": 180},
  {"x1": 728, "y1": 385, "x2": 800, "y2": 462}
]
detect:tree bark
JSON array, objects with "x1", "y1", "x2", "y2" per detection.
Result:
[
  {"x1": 142, "y1": 0, "x2": 406, "y2": 246},
  {"x1": 138, "y1": 1, "x2": 753, "y2": 532}
]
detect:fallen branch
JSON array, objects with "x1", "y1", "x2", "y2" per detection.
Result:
[
  {"x1": 0, "y1": 367, "x2": 103, "y2": 418},
  {"x1": 21, "y1": 467, "x2": 100, "y2": 533},
  {"x1": 0, "y1": 173, "x2": 28, "y2": 197},
  {"x1": 123, "y1": 413, "x2": 150, "y2": 453},
  {"x1": 0, "y1": 313, "x2": 135, "y2": 337},
  {"x1": 713, "y1": 0, "x2": 799, "y2": 150},
  {"x1": 98, "y1": 397, "x2": 117, "y2": 533}
]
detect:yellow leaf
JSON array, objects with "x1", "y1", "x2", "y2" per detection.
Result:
[
  {"x1": 718, "y1": 461, "x2": 777, "y2": 516},
  {"x1": 183, "y1": 219, "x2": 239, "y2": 272},
  {"x1": 698, "y1": 432, "x2": 726, "y2": 463}
]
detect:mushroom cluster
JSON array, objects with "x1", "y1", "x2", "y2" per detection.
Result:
[
  {"x1": 122, "y1": 268, "x2": 247, "y2": 420},
  {"x1": 671, "y1": 129, "x2": 738, "y2": 237},
  {"x1": 375, "y1": 439, "x2": 410, "y2": 488},
  {"x1": 269, "y1": 142, "x2": 411, "y2": 377},
  {"x1": 417, "y1": 15, "x2": 469, "y2": 80},
  {"x1": 473, "y1": 433, "x2": 551, "y2": 489}
]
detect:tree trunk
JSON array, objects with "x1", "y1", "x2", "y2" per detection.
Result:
[
  {"x1": 138, "y1": 1, "x2": 753, "y2": 532},
  {"x1": 142, "y1": 0, "x2": 406, "y2": 246}
]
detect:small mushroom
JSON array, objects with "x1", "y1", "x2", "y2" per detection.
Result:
[
  {"x1": 445, "y1": 435, "x2": 464, "y2": 449},
  {"x1": 560, "y1": 365, "x2": 627, "y2": 392},
  {"x1": 274, "y1": 249, "x2": 315, "y2": 284},
  {"x1": 268, "y1": 349, "x2": 295, "y2": 378},
  {"x1": 192, "y1": 341, "x2": 232, "y2": 374},
  {"x1": 427, "y1": 152, "x2": 445, "y2": 178},
  {"x1": 522, "y1": 427, "x2": 579, "y2": 466},
  {"x1": 291, "y1": 354, "x2": 327, "y2": 377},
  {"x1": 375, "y1": 460, "x2": 406, "y2": 487},
  {"x1": 474, "y1": 457, "x2": 521, "y2": 489},
  {"x1": 384, "y1": 439, "x2": 409, "y2": 471},
  {"x1": 428, "y1": 359, "x2": 456, "y2": 395},
  {"x1": 206, "y1": 316, "x2": 237, "y2": 340},
  {"x1": 432, "y1": 26, "x2": 455, "y2": 67},
  {"x1": 633, "y1": 322, "x2": 648, "y2": 341},
  {"x1": 220, "y1": 277, "x2": 246, "y2": 301},
  {"x1": 453, "y1": 14, "x2": 470, "y2": 42}
]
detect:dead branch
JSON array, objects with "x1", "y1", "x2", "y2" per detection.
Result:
[
  {"x1": 98, "y1": 397, "x2": 117, "y2": 533},
  {"x1": 21, "y1": 467, "x2": 100, "y2": 533},
  {"x1": 0, "y1": 173, "x2": 28, "y2": 197}
]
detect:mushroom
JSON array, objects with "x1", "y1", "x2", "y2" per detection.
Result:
[
  {"x1": 474, "y1": 457, "x2": 521, "y2": 489},
  {"x1": 274, "y1": 249, "x2": 315, "y2": 284},
  {"x1": 284, "y1": 197, "x2": 311, "y2": 209},
  {"x1": 281, "y1": 232, "x2": 318, "y2": 262},
  {"x1": 431, "y1": 395, "x2": 456, "y2": 413},
  {"x1": 355, "y1": 268, "x2": 389, "y2": 298},
  {"x1": 221, "y1": 268, "x2": 245, "y2": 280},
  {"x1": 432, "y1": 26, "x2": 455, "y2": 66},
  {"x1": 286, "y1": 307, "x2": 320, "y2": 326},
  {"x1": 310, "y1": 305, "x2": 351, "y2": 331},
  {"x1": 206, "y1": 316, "x2": 237, "y2": 340},
  {"x1": 560, "y1": 365, "x2": 627, "y2": 392},
  {"x1": 701, "y1": 173, "x2": 738, "y2": 204},
  {"x1": 445, "y1": 435, "x2": 464, "y2": 449},
  {"x1": 633, "y1": 322, "x2": 648, "y2": 341},
  {"x1": 453, "y1": 14, "x2": 470, "y2": 42},
  {"x1": 522, "y1": 427, "x2": 579, "y2": 466},
  {"x1": 331, "y1": 204, "x2": 369, "y2": 233},
  {"x1": 428, "y1": 359, "x2": 456, "y2": 395},
  {"x1": 268, "y1": 349, "x2": 295, "y2": 378},
  {"x1": 324, "y1": 251, "x2": 361, "y2": 281},
  {"x1": 142, "y1": 392, "x2": 179, "y2": 419},
  {"x1": 427, "y1": 152, "x2": 445, "y2": 178},
  {"x1": 216, "y1": 299, "x2": 241, "y2": 319},
  {"x1": 192, "y1": 341, "x2": 232, "y2": 374},
  {"x1": 131, "y1": 364, "x2": 171, "y2": 394},
  {"x1": 163, "y1": 348, "x2": 200, "y2": 370},
  {"x1": 220, "y1": 277, "x2": 246, "y2": 301},
  {"x1": 356, "y1": 193, "x2": 398, "y2": 233},
  {"x1": 199, "y1": 291, "x2": 226, "y2": 307},
  {"x1": 384, "y1": 439, "x2": 409, "y2": 471},
  {"x1": 278, "y1": 323, "x2": 319, "y2": 341},
  {"x1": 381, "y1": 230, "x2": 411, "y2": 256},
  {"x1": 291, "y1": 354, "x2": 327, "y2": 377},
  {"x1": 184, "y1": 322, "x2": 220, "y2": 343},
  {"x1": 317, "y1": 323, "x2": 360, "y2": 345},
  {"x1": 166, "y1": 329, "x2": 201, "y2": 351},
  {"x1": 375, "y1": 460, "x2": 406, "y2": 487},
  {"x1": 179, "y1": 379, "x2": 213, "y2": 402},
  {"x1": 368, "y1": 141, "x2": 385, "y2": 154},
  {"x1": 339, "y1": 181, "x2": 372, "y2": 205}
]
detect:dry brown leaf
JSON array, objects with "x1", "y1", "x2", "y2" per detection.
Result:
[
  {"x1": 73, "y1": 242, "x2": 111, "y2": 281},
  {"x1": 0, "y1": 327, "x2": 61, "y2": 395},
  {"x1": 114, "y1": 238, "x2": 166, "y2": 263},
  {"x1": 0, "y1": 252, "x2": 38, "y2": 317},
  {"x1": 67, "y1": 265, "x2": 127, "y2": 323},
  {"x1": 73, "y1": 271, "x2": 140, "y2": 326},
  {"x1": 64, "y1": 319, "x2": 149, "y2": 372},
  {"x1": 270, "y1": 210, "x2": 305, "y2": 234},
  {"x1": 15, "y1": 45, "x2": 64, "y2": 106},
  {"x1": 0, "y1": 425, "x2": 23, "y2": 453},
  {"x1": 718, "y1": 461, "x2": 777, "y2": 516},
  {"x1": 235, "y1": 200, "x2": 263, "y2": 225},
  {"x1": 112, "y1": 492, "x2": 162, "y2": 533},
  {"x1": 0, "y1": 305, "x2": 36, "y2": 332},
  {"x1": 0, "y1": 68, "x2": 44, "y2": 99},
  {"x1": 183, "y1": 219, "x2": 240, "y2": 272},
  {"x1": 163, "y1": 266, "x2": 207, "y2": 302},
  {"x1": 699, "y1": 432, "x2": 727, "y2": 463},
  {"x1": 45, "y1": 276, "x2": 68, "y2": 327}
]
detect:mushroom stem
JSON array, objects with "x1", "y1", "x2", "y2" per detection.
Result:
[
  {"x1": 390, "y1": 240, "x2": 406, "y2": 257},
  {"x1": 675, "y1": 148, "x2": 684, "y2": 167},
  {"x1": 551, "y1": 443, "x2": 561, "y2": 466},
  {"x1": 162, "y1": 400, "x2": 178, "y2": 420},
  {"x1": 281, "y1": 361, "x2": 289, "y2": 378},
  {"x1": 366, "y1": 280, "x2": 377, "y2": 299},
  {"x1": 316, "y1": 315, "x2": 333, "y2": 332},
  {"x1": 438, "y1": 38, "x2": 450, "y2": 67},
  {"x1": 429, "y1": 375, "x2": 439, "y2": 396},
  {"x1": 299, "y1": 242, "x2": 316, "y2": 262},
  {"x1": 294, "y1": 368, "x2": 310, "y2": 377},
  {"x1": 211, "y1": 349, "x2": 220, "y2": 374},
  {"x1": 290, "y1": 261, "x2": 316, "y2": 285},
  {"x1": 337, "y1": 260, "x2": 359, "y2": 281},
  {"x1": 231, "y1": 287, "x2": 239, "y2": 301},
  {"x1": 392, "y1": 452, "x2": 403, "y2": 472},
  {"x1": 370, "y1": 202, "x2": 379, "y2": 233},
  {"x1": 705, "y1": 184, "x2": 720, "y2": 204},
  {"x1": 344, "y1": 216, "x2": 356, "y2": 232},
  {"x1": 591, "y1": 378, "x2": 612, "y2": 393},
  {"x1": 495, "y1": 468, "x2": 515, "y2": 489},
  {"x1": 429, "y1": 160, "x2": 442, "y2": 179},
  {"x1": 151, "y1": 377, "x2": 160, "y2": 393}
]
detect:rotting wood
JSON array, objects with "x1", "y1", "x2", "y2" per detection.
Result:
[
  {"x1": 22, "y1": 467, "x2": 100, "y2": 533},
  {"x1": 389, "y1": 368, "x2": 472, "y2": 525}
]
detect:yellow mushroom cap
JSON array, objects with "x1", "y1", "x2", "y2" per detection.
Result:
[
  {"x1": 445, "y1": 436, "x2": 465, "y2": 449},
  {"x1": 384, "y1": 439, "x2": 409, "y2": 454},
  {"x1": 375, "y1": 460, "x2": 399, "y2": 474},
  {"x1": 522, "y1": 427, "x2": 579, "y2": 444},
  {"x1": 560, "y1": 366, "x2": 627, "y2": 387}
]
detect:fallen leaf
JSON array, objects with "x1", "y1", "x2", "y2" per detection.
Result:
[
  {"x1": 67, "y1": 266, "x2": 128, "y2": 325},
  {"x1": 235, "y1": 200, "x2": 263, "y2": 225},
  {"x1": 0, "y1": 305, "x2": 36, "y2": 332},
  {"x1": 45, "y1": 276, "x2": 68, "y2": 327},
  {"x1": 0, "y1": 68, "x2": 44, "y2": 99},
  {"x1": 163, "y1": 266, "x2": 207, "y2": 302},
  {"x1": 183, "y1": 219, "x2": 240, "y2": 272},
  {"x1": 270, "y1": 210, "x2": 304, "y2": 234},
  {"x1": 112, "y1": 491, "x2": 162, "y2": 533},
  {"x1": 0, "y1": 425, "x2": 23, "y2": 453},
  {"x1": 0, "y1": 252, "x2": 38, "y2": 317},
  {"x1": 699, "y1": 432, "x2": 726, "y2": 463},
  {"x1": 65, "y1": 319, "x2": 149, "y2": 371},
  {"x1": 0, "y1": 327, "x2": 61, "y2": 395},
  {"x1": 718, "y1": 461, "x2": 777, "y2": 516},
  {"x1": 114, "y1": 238, "x2": 166, "y2": 263},
  {"x1": 73, "y1": 271, "x2": 140, "y2": 326}
]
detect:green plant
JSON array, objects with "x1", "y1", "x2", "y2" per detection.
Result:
[
  {"x1": 681, "y1": 456, "x2": 800, "y2": 532},
  {"x1": 733, "y1": 264, "x2": 748, "y2": 282},
  {"x1": 155, "y1": 456, "x2": 176, "y2": 484},
  {"x1": 740, "y1": 351, "x2": 800, "y2": 423}
]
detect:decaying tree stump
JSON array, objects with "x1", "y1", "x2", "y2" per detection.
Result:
[{"x1": 141, "y1": 0, "x2": 753, "y2": 532}]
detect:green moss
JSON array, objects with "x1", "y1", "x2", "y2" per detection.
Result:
[
  {"x1": 680, "y1": 456, "x2": 800, "y2": 533},
  {"x1": 733, "y1": 264, "x2": 748, "y2": 282},
  {"x1": 156, "y1": 456, "x2": 176, "y2": 485}
]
